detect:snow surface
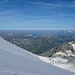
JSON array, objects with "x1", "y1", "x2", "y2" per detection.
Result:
[
  {"x1": 69, "y1": 41, "x2": 75, "y2": 51},
  {"x1": 72, "y1": 44, "x2": 75, "y2": 50},
  {"x1": 0, "y1": 37, "x2": 75, "y2": 75},
  {"x1": 38, "y1": 55, "x2": 75, "y2": 73}
]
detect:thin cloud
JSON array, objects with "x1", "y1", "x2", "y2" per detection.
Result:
[
  {"x1": 0, "y1": 0, "x2": 9, "y2": 5},
  {"x1": 59, "y1": 13, "x2": 75, "y2": 18},
  {"x1": 32, "y1": 1, "x2": 75, "y2": 9}
]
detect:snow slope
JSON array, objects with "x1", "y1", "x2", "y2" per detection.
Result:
[
  {"x1": 0, "y1": 37, "x2": 75, "y2": 75},
  {"x1": 38, "y1": 56, "x2": 75, "y2": 73}
]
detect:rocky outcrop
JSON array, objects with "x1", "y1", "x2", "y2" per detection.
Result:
[
  {"x1": 56, "y1": 42, "x2": 74, "y2": 52},
  {"x1": 40, "y1": 42, "x2": 75, "y2": 57}
]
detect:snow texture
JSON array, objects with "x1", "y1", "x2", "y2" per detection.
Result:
[
  {"x1": 0, "y1": 37, "x2": 75, "y2": 75},
  {"x1": 38, "y1": 54, "x2": 75, "y2": 73}
]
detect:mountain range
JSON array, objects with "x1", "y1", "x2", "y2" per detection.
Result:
[{"x1": 1, "y1": 30, "x2": 75, "y2": 54}]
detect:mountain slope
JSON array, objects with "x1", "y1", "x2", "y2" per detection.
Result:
[
  {"x1": 38, "y1": 42, "x2": 75, "y2": 72},
  {"x1": 40, "y1": 42, "x2": 75, "y2": 57},
  {"x1": 0, "y1": 37, "x2": 75, "y2": 75}
]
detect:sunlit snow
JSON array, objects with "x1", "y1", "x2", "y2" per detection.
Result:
[{"x1": 0, "y1": 37, "x2": 75, "y2": 75}]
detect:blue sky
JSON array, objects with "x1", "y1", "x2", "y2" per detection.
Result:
[{"x1": 0, "y1": 0, "x2": 75, "y2": 30}]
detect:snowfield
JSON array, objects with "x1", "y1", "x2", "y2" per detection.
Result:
[
  {"x1": 38, "y1": 56, "x2": 75, "y2": 72},
  {"x1": 0, "y1": 37, "x2": 75, "y2": 75}
]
